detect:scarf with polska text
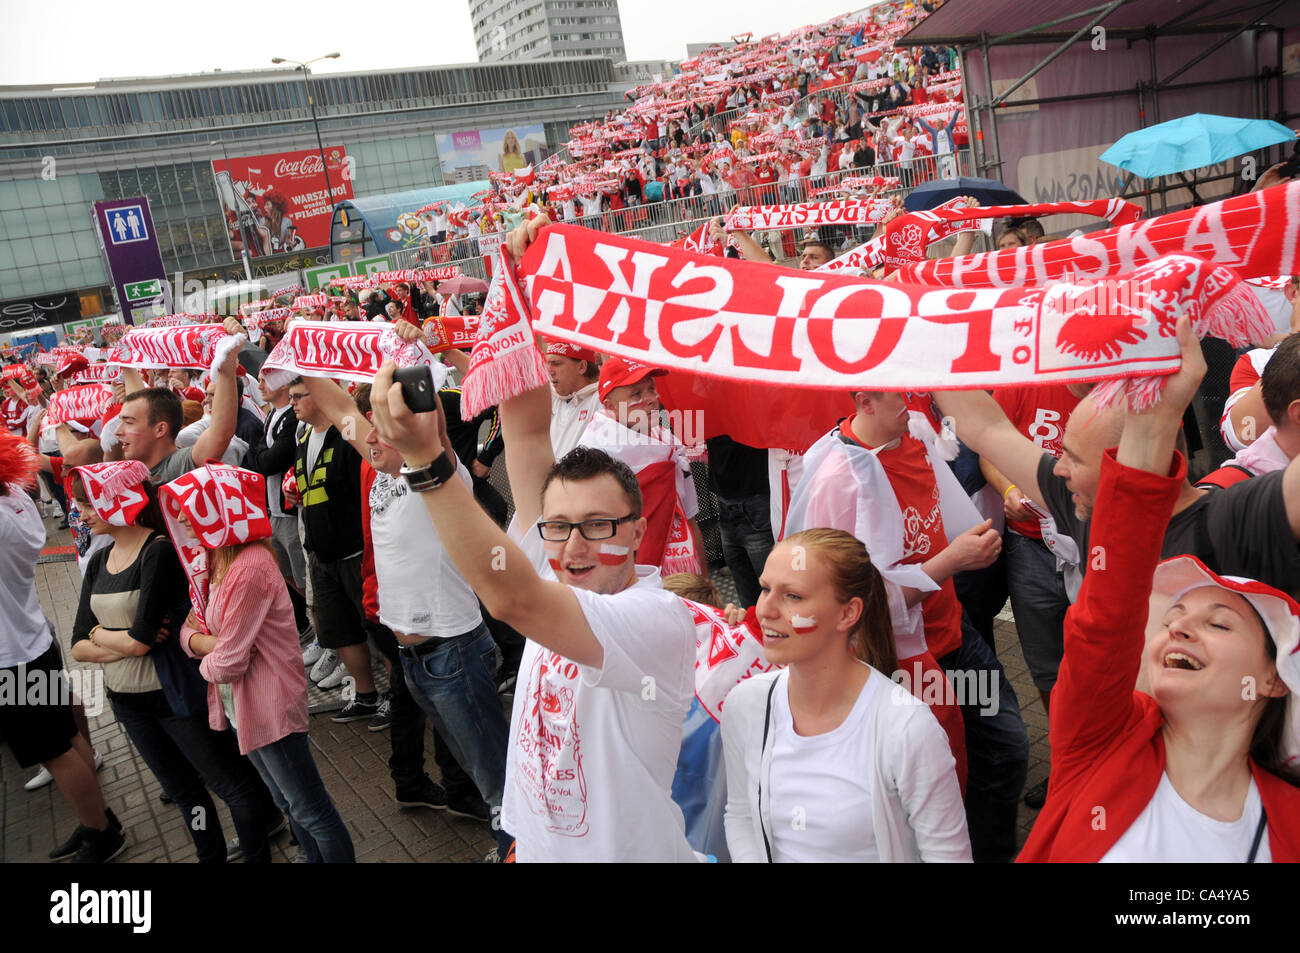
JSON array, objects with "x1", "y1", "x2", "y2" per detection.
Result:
[
  {"x1": 460, "y1": 247, "x2": 550, "y2": 418},
  {"x1": 259, "y1": 320, "x2": 436, "y2": 390},
  {"x1": 505, "y1": 225, "x2": 1274, "y2": 445},
  {"x1": 881, "y1": 198, "x2": 1143, "y2": 270},
  {"x1": 45, "y1": 384, "x2": 112, "y2": 429},
  {"x1": 109, "y1": 325, "x2": 245, "y2": 371},
  {"x1": 726, "y1": 197, "x2": 898, "y2": 231},
  {"x1": 900, "y1": 180, "x2": 1300, "y2": 286}
]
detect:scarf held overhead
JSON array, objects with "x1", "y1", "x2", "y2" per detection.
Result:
[
  {"x1": 260, "y1": 320, "x2": 437, "y2": 390},
  {"x1": 900, "y1": 180, "x2": 1300, "y2": 286},
  {"x1": 509, "y1": 225, "x2": 1270, "y2": 446}
]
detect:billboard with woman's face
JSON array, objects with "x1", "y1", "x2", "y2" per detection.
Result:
[{"x1": 436, "y1": 125, "x2": 549, "y2": 182}]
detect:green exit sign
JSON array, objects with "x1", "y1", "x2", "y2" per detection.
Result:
[{"x1": 124, "y1": 278, "x2": 162, "y2": 301}]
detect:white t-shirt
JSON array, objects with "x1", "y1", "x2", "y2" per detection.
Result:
[
  {"x1": 265, "y1": 404, "x2": 291, "y2": 519},
  {"x1": 306, "y1": 427, "x2": 327, "y2": 472},
  {"x1": 501, "y1": 525, "x2": 700, "y2": 862},
  {"x1": 892, "y1": 135, "x2": 917, "y2": 165},
  {"x1": 0, "y1": 488, "x2": 53, "y2": 667},
  {"x1": 768, "y1": 670, "x2": 881, "y2": 862},
  {"x1": 550, "y1": 382, "x2": 601, "y2": 460},
  {"x1": 1101, "y1": 773, "x2": 1271, "y2": 862},
  {"x1": 367, "y1": 466, "x2": 482, "y2": 639}
]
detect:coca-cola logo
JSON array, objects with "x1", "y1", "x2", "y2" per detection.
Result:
[{"x1": 274, "y1": 154, "x2": 326, "y2": 178}]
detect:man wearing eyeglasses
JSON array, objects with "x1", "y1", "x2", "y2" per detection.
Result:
[{"x1": 369, "y1": 353, "x2": 701, "y2": 863}]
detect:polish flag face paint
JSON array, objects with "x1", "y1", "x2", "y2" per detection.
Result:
[
  {"x1": 790, "y1": 613, "x2": 817, "y2": 634},
  {"x1": 599, "y1": 543, "x2": 631, "y2": 565},
  {"x1": 548, "y1": 558, "x2": 563, "y2": 572}
]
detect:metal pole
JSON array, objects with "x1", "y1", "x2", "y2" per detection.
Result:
[
  {"x1": 300, "y1": 66, "x2": 336, "y2": 212},
  {"x1": 979, "y1": 32, "x2": 1002, "y2": 177}
]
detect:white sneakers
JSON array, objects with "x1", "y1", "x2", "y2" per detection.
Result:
[
  {"x1": 302, "y1": 639, "x2": 325, "y2": 668},
  {"x1": 317, "y1": 659, "x2": 349, "y2": 690},
  {"x1": 25, "y1": 749, "x2": 104, "y2": 791}
]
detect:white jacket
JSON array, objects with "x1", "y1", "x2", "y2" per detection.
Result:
[{"x1": 721, "y1": 668, "x2": 971, "y2": 863}]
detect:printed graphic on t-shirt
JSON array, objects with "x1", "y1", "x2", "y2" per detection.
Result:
[
  {"x1": 369, "y1": 471, "x2": 409, "y2": 518},
  {"x1": 516, "y1": 649, "x2": 589, "y2": 837},
  {"x1": 900, "y1": 483, "x2": 942, "y2": 559}
]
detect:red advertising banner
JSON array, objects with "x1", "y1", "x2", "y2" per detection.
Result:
[{"x1": 211, "y1": 146, "x2": 354, "y2": 259}]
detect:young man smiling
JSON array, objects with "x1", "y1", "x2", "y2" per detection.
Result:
[{"x1": 368, "y1": 356, "x2": 700, "y2": 862}]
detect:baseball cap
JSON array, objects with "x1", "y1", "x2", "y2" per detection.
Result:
[
  {"x1": 597, "y1": 356, "x2": 667, "y2": 402},
  {"x1": 544, "y1": 342, "x2": 600, "y2": 366}
]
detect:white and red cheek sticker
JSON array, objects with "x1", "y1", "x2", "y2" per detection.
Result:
[{"x1": 790, "y1": 613, "x2": 818, "y2": 634}]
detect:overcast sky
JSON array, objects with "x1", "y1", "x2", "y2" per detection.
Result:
[{"x1": 2, "y1": 1, "x2": 869, "y2": 87}]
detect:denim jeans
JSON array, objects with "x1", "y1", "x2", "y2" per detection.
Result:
[
  {"x1": 247, "y1": 731, "x2": 355, "y2": 863},
  {"x1": 937, "y1": 616, "x2": 1029, "y2": 863},
  {"x1": 716, "y1": 493, "x2": 775, "y2": 608},
  {"x1": 110, "y1": 689, "x2": 279, "y2": 864},
  {"x1": 365, "y1": 619, "x2": 476, "y2": 799},
  {"x1": 1003, "y1": 531, "x2": 1069, "y2": 694},
  {"x1": 399, "y1": 622, "x2": 512, "y2": 854}
]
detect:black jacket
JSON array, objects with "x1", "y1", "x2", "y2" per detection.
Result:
[
  {"x1": 293, "y1": 425, "x2": 364, "y2": 561},
  {"x1": 242, "y1": 403, "x2": 298, "y2": 512}
]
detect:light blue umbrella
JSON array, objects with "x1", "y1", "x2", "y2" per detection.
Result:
[{"x1": 1100, "y1": 113, "x2": 1294, "y2": 179}]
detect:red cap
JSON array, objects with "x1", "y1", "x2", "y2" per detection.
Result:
[
  {"x1": 545, "y1": 342, "x2": 600, "y2": 366},
  {"x1": 597, "y1": 356, "x2": 667, "y2": 402}
]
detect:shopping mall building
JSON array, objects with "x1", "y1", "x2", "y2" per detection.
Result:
[{"x1": 0, "y1": 56, "x2": 670, "y2": 337}]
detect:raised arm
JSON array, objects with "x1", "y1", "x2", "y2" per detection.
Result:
[
  {"x1": 931, "y1": 390, "x2": 1046, "y2": 505},
  {"x1": 190, "y1": 347, "x2": 238, "y2": 466},
  {"x1": 369, "y1": 362, "x2": 602, "y2": 668},
  {"x1": 302, "y1": 376, "x2": 373, "y2": 461}
]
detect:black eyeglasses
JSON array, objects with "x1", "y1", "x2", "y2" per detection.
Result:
[
  {"x1": 287, "y1": 392, "x2": 309, "y2": 403},
  {"x1": 537, "y1": 514, "x2": 639, "y2": 542}
]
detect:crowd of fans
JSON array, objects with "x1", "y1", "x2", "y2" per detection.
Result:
[{"x1": 3, "y1": 0, "x2": 1300, "y2": 867}]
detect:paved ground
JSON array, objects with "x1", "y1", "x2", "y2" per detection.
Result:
[{"x1": 3, "y1": 513, "x2": 1049, "y2": 863}]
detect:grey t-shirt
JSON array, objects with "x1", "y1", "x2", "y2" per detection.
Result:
[{"x1": 150, "y1": 446, "x2": 197, "y2": 485}]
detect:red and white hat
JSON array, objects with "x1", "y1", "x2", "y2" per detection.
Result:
[
  {"x1": 597, "y1": 356, "x2": 667, "y2": 402},
  {"x1": 70, "y1": 461, "x2": 152, "y2": 527},
  {"x1": 1153, "y1": 555, "x2": 1300, "y2": 765},
  {"x1": 545, "y1": 341, "x2": 600, "y2": 366}
]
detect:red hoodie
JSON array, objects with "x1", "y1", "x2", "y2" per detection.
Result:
[{"x1": 1018, "y1": 449, "x2": 1300, "y2": 862}]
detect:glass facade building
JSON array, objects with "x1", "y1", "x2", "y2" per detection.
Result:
[{"x1": 0, "y1": 57, "x2": 628, "y2": 322}]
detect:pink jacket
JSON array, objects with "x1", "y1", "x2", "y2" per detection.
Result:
[{"x1": 182, "y1": 545, "x2": 309, "y2": 754}]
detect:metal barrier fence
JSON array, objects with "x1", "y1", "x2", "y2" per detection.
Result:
[{"x1": 390, "y1": 148, "x2": 974, "y2": 272}]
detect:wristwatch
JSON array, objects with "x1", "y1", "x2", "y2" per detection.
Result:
[{"x1": 399, "y1": 452, "x2": 457, "y2": 492}]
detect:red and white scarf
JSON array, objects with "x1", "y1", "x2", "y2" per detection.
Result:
[
  {"x1": 515, "y1": 225, "x2": 1271, "y2": 421},
  {"x1": 681, "y1": 602, "x2": 773, "y2": 723},
  {"x1": 421, "y1": 315, "x2": 481, "y2": 353},
  {"x1": 158, "y1": 463, "x2": 272, "y2": 629},
  {"x1": 144, "y1": 313, "x2": 215, "y2": 328},
  {"x1": 460, "y1": 247, "x2": 550, "y2": 419},
  {"x1": 260, "y1": 320, "x2": 436, "y2": 389},
  {"x1": 45, "y1": 384, "x2": 112, "y2": 429},
  {"x1": 726, "y1": 198, "x2": 897, "y2": 230},
  {"x1": 901, "y1": 181, "x2": 1300, "y2": 286},
  {"x1": 65, "y1": 363, "x2": 120, "y2": 386},
  {"x1": 110, "y1": 326, "x2": 244, "y2": 371},
  {"x1": 882, "y1": 198, "x2": 1142, "y2": 269},
  {"x1": 70, "y1": 461, "x2": 150, "y2": 527}
]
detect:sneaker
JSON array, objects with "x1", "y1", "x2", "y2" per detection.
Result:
[
  {"x1": 291, "y1": 848, "x2": 310, "y2": 863},
  {"x1": 367, "y1": 694, "x2": 393, "y2": 732},
  {"x1": 27, "y1": 748, "x2": 103, "y2": 791},
  {"x1": 24, "y1": 764, "x2": 53, "y2": 791},
  {"x1": 298, "y1": 623, "x2": 317, "y2": 648},
  {"x1": 72, "y1": 823, "x2": 127, "y2": 863},
  {"x1": 1024, "y1": 776, "x2": 1049, "y2": 810},
  {"x1": 316, "y1": 661, "x2": 348, "y2": 690},
  {"x1": 227, "y1": 814, "x2": 290, "y2": 861},
  {"x1": 497, "y1": 673, "x2": 517, "y2": 696},
  {"x1": 446, "y1": 792, "x2": 492, "y2": 823},
  {"x1": 309, "y1": 648, "x2": 338, "y2": 682},
  {"x1": 395, "y1": 779, "x2": 447, "y2": 811},
  {"x1": 57, "y1": 518, "x2": 70, "y2": 530},
  {"x1": 302, "y1": 639, "x2": 325, "y2": 669},
  {"x1": 50, "y1": 808, "x2": 121, "y2": 862},
  {"x1": 331, "y1": 697, "x2": 380, "y2": 723},
  {"x1": 482, "y1": 848, "x2": 502, "y2": 863}
]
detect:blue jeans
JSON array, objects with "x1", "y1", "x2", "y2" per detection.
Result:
[
  {"x1": 716, "y1": 494, "x2": 775, "y2": 608},
  {"x1": 399, "y1": 622, "x2": 512, "y2": 854},
  {"x1": 246, "y1": 732, "x2": 355, "y2": 863},
  {"x1": 937, "y1": 616, "x2": 1029, "y2": 863},
  {"x1": 110, "y1": 690, "x2": 279, "y2": 864},
  {"x1": 1003, "y1": 531, "x2": 1069, "y2": 694}
]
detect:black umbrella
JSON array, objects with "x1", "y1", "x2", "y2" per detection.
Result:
[{"x1": 902, "y1": 176, "x2": 1027, "y2": 211}]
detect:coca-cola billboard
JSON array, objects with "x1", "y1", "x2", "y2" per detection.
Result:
[{"x1": 211, "y1": 146, "x2": 354, "y2": 259}]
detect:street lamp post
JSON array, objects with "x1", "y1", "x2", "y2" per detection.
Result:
[{"x1": 272, "y1": 53, "x2": 341, "y2": 223}]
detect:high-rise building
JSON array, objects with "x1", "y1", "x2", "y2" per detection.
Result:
[{"x1": 471, "y1": 0, "x2": 626, "y2": 63}]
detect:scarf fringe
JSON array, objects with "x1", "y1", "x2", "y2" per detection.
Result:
[
  {"x1": 1196, "y1": 279, "x2": 1277, "y2": 349},
  {"x1": 662, "y1": 551, "x2": 703, "y2": 575},
  {"x1": 461, "y1": 346, "x2": 549, "y2": 420},
  {"x1": 80, "y1": 462, "x2": 150, "y2": 511}
]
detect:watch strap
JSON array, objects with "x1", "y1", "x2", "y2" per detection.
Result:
[{"x1": 400, "y1": 451, "x2": 457, "y2": 492}]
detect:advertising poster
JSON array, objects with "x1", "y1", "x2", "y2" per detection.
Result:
[
  {"x1": 212, "y1": 146, "x2": 355, "y2": 258},
  {"x1": 436, "y1": 125, "x2": 549, "y2": 183}
]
